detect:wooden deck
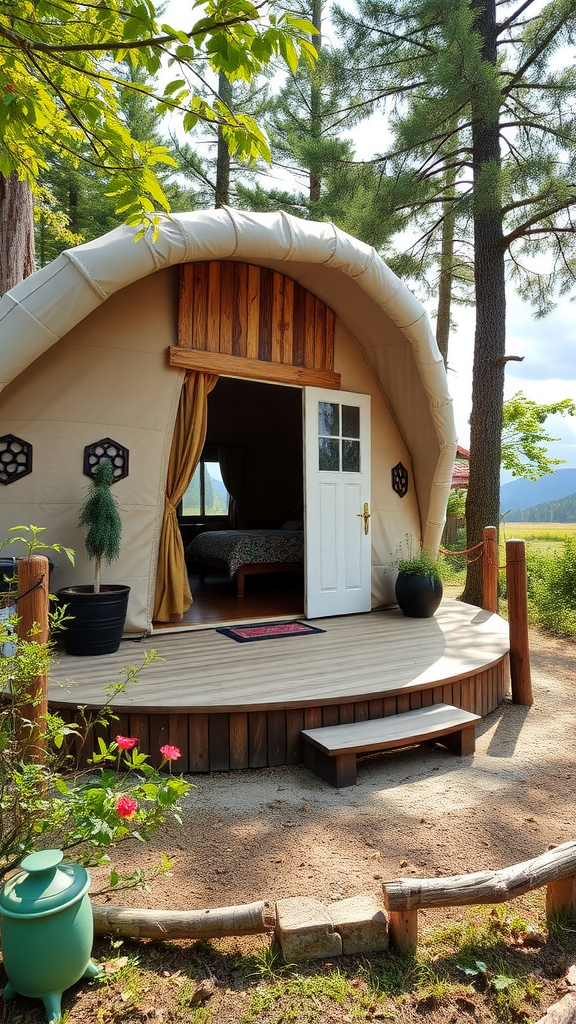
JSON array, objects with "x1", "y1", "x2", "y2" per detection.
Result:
[{"x1": 49, "y1": 600, "x2": 510, "y2": 773}]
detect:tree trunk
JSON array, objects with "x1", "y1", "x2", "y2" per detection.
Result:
[
  {"x1": 309, "y1": 0, "x2": 323, "y2": 207},
  {"x1": 436, "y1": 164, "x2": 457, "y2": 367},
  {"x1": 462, "y1": 0, "x2": 505, "y2": 606},
  {"x1": 0, "y1": 173, "x2": 35, "y2": 296},
  {"x1": 215, "y1": 73, "x2": 232, "y2": 209}
]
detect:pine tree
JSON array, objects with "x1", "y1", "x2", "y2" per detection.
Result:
[{"x1": 335, "y1": 0, "x2": 576, "y2": 605}]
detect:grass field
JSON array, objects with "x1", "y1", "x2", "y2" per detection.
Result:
[{"x1": 500, "y1": 522, "x2": 576, "y2": 555}]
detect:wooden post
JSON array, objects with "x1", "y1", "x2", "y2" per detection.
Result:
[
  {"x1": 546, "y1": 875, "x2": 576, "y2": 922},
  {"x1": 482, "y1": 526, "x2": 498, "y2": 613},
  {"x1": 388, "y1": 910, "x2": 418, "y2": 954},
  {"x1": 16, "y1": 555, "x2": 49, "y2": 760},
  {"x1": 506, "y1": 539, "x2": 533, "y2": 706}
]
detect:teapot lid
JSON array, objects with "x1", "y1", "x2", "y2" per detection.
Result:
[{"x1": 0, "y1": 850, "x2": 90, "y2": 919}]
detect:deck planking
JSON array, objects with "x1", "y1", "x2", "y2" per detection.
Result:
[{"x1": 50, "y1": 600, "x2": 509, "y2": 714}]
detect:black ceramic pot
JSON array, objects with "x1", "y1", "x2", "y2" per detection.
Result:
[
  {"x1": 56, "y1": 585, "x2": 130, "y2": 656},
  {"x1": 395, "y1": 573, "x2": 443, "y2": 618}
]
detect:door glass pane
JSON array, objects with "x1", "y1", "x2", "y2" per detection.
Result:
[
  {"x1": 204, "y1": 462, "x2": 230, "y2": 515},
  {"x1": 342, "y1": 405, "x2": 360, "y2": 439},
  {"x1": 319, "y1": 437, "x2": 340, "y2": 471},
  {"x1": 181, "y1": 464, "x2": 201, "y2": 515},
  {"x1": 318, "y1": 402, "x2": 340, "y2": 437},
  {"x1": 342, "y1": 439, "x2": 360, "y2": 473}
]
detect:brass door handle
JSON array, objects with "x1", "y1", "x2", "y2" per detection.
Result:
[{"x1": 357, "y1": 502, "x2": 371, "y2": 535}]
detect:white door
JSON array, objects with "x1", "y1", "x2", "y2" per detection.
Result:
[{"x1": 304, "y1": 387, "x2": 371, "y2": 618}]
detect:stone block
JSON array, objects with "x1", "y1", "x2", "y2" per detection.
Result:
[
  {"x1": 328, "y1": 894, "x2": 389, "y2": 955},
  {"x1": 275, "y1": 897, "x2": 343, "y2": 961}
]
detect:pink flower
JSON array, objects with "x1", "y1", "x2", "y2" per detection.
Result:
[
  {"x1": 115, "y1": 735, "x2": 138, "y2": 750},
  {"x1": 116, "y1": 796, "x2": 137, "y2": 819},
  {"x1": 159, "y1": 744, "x2": 181, "y2": 762}
]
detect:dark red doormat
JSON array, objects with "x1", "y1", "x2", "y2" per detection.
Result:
[{"x1": 216, "y1": 621, "x2": 326, "y2": 643}]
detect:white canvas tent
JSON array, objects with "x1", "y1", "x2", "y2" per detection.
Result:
[{"x1": 0, "y1": 209, "x2": 456, "y2": 632}]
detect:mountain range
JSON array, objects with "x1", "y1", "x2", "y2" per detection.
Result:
[{"x1": 500, "y1": 469, "x2": 576, "y2": 515}]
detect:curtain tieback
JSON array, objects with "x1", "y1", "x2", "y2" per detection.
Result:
[{"x1": 165, "y1": 497, "x2": 178, "y2": 518}]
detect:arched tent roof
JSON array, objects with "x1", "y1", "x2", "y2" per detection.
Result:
[{"x1": 0, "y1": 208, "x2": 456, "y2": 551}]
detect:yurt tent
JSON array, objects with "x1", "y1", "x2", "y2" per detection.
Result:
[{"x1": 0, "y1": 209, "x2": 456, "y2": 633}]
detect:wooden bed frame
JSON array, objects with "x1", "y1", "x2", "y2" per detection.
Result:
[{"x1": 197, "y1": 557, "x2": 304, "y2": 598}]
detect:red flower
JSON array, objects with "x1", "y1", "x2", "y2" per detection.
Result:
[
  {"x1": 116, "y1": 796, "x2": 137, "y2": 819},
  {"x1": 159, "y1": 744, "x2": 181, "y2": 762},
  {"x1": 115, "y1": 735, "x2": 137, "y2": 750}
]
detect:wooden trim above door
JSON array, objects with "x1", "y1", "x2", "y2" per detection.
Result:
[{"x1": 169, "y1": 346, "x2": 341, "y2": 389}]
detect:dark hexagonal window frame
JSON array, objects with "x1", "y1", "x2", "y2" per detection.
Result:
[
  {"x1": 391, "y1": 461, "x2": 409, "y2": 498},
  {"x1": 83, "y1": 438, "x2": 129, "y2": 483},
  {"x1": 0, "y1": 434, "x2": 33, "y2": 485}
]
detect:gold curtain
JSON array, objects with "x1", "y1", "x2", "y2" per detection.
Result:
[{"x1": 153, "y1": 371, "x2": 218, "y2": 622}]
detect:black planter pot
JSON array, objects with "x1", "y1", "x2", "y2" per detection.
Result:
[
  {"x1": 56, "y1": 585, "x2": 130, "y2": 656},
  {"x1": 395, "y1": 573, "x2": 443, "y2": 618}
]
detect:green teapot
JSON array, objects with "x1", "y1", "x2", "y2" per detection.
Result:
[{"x1": 0, "y1": 849, "x2": 102, "y2": 1022}]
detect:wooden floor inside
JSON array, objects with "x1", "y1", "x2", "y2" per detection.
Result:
[
  {"x1": 153, "y1": 571, "x2": 304, "y2": 631},
  {"x1": 50, "y1": 600, "x2": 510, "y2": 773}
]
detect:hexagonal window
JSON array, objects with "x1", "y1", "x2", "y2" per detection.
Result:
[
  {"x1": 83, "y1": 438, "x2": 129, "y2": 482},
  {"x1": 0, "y1": 434, "x2": 32, "y2": 485}
]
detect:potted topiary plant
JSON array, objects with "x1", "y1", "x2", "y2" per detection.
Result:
[
  {"x1": 57, "y1": 459, "x2": 130, "y2": 655},
  {"x1": 395, "y1": 544, "x2": 443, "y2": 618}
]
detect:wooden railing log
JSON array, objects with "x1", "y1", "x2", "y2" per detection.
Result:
[
  {"x1": 482, "y1": 526, "x2": 498, "y2": 613},
  {"x1": 546, "y1": 875, "x2": 576, "y2": 920},
  {"x1": 388, "y1": 910, "x2": 418, "y2": 955},
  {"x1": 506, "y1": 538, "x2": 533, "y2": 706},
  {"x1": 383, "y1": 841, "x2": 576, "y2": 912},
  {"x1": 92, "y1": 900, "x2": 276, "y2": 940}
]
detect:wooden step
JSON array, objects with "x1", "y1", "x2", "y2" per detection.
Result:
[{"x1": 301, "y1": 703, "x2": 481, "y2": 788}]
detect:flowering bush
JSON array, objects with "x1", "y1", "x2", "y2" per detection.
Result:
[{"x1": 0, "y1": 541, "x2": 191, "y2": 889}]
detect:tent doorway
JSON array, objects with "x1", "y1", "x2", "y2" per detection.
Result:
[{"x1": 162, "y1": 376, "x2": 305, "y2": 630}]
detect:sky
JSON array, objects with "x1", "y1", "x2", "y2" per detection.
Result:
[{"x1": 162, "y1": 0, "x2": 576, "y2": 479}]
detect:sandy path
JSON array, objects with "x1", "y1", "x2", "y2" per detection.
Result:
[{"x1": 92, "y1": 629, "x2": 576, "y2": 911}]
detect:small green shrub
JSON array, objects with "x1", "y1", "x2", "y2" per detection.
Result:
[{"x1": 526, "y1": 537, "x2": 576, "y2": 636}]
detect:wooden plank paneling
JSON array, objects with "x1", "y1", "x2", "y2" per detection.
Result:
[
  {"x1": 355, "y1": 701, "x2": 369, "y2": 721},
  {"x1": 267, "y1": 710, "x2": 287, "y2": 766},
  {"x1": 207, "y1": 262, "x2": 221, "y2": 353},
  {"x1": 339, "y1": 703, "x2": 355, "y2": 724},
  {"x1": 383, "y1": 696, "x2": 397, "y2": 717},
  {"x1": 369, "y1": 698, "x2": 383, "y2": 720},
  {"x1": 249, "y1": 711, "x2": 267, "y2": 768},
  {"x1": 246, "y1": 265, "x2": 260, "y2": 359},
  {"x1": 304, "y1": 706, "x2": 322, "y2": 729},
  {"x1": 229, "y1": 712, "x2": 249, "y2": 770},
  {"x1": 233, "y1": 263, "x2": 248, "y2": 358},
  {"x1": 180, "y1": 261, "x2": 336, "y2": 374},
  {"x1": 169, "y1": 713, "x2": 190, "y2": 773},
  {"x1": 397, "y1": 695, "x2": 410, "y2": 715},
  {"x1": 170, "y1": 347, "x2": 341, "y2": 390},
  {"x1": 271, "y1": 272, "x2": 285, "y2": 364},
  {"x1": 178, "y1": 265, "x2": 194, "y2": 348},
  {"x1": 460, "y1": 678, "x2": 471, "y2": 712},
  {"x1": 322, "y1": 705, "x2": 339, "y2": 726},
  {"x1": 149, "y1": 714, "x2": 169, "y2": 767},
  {"x1": 292, "y1": 283, "x2": 306, "y2": 367},
  {"x1": 313, "y1": 299, "x2": 326, "y2": 370},
  {"x1": 130, "y1": 713, "x2": 150, "y2": 761},
  {"x1": 305, "y1": 291, "x2": 316, "y2": 368},
  {"x1": 258, "y1": 268, "x2": 273, "y2": 362},
  {"x1": 209, "y1": 713, "x2": 230, "y2": 771},
  {"x1": 410, "y1": 691, "x2": 422, "y2": 710},
  {"x1": 421, "y1": 688, "x2": 433, "y2": 707},
  {"x1": 282, "y1": 278, "x2": 294, "y2": 364},
  {"x1": 189, "y1": 713, "x2": 209, "y2": 772},
  {"x1": 286, "y1": 709, "x2": 304, "y2": 763},
  {"x1": 192, "y1": 263, "x2": 209, "y2": 350},
  {"x1": 219, "y1": 262, "x2": 235, "y2": 355}
]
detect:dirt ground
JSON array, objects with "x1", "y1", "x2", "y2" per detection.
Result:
[{"x1": 93, "y1": 627, "x2": 576, "y2": 912}]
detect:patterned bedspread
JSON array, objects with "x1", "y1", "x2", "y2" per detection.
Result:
[{"x1": 187, "y1": 530, "x2": 304, "y2": 577}]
